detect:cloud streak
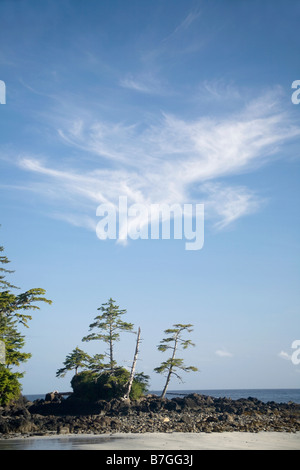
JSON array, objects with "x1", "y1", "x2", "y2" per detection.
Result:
[{"x1": 13, "y1": 89, "x2": 300, "y2": 235}]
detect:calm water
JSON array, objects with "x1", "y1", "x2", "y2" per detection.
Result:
[
  {"x1": 25, "y1": 388, "x2": 300, "y2": 404},
  {"x1": 0, "y1": 434, "x2": 127, "y2": 450}
]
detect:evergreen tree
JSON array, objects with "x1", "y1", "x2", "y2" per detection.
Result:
[
  {"x1": 87, "y1": 353, "x2": 106, "y2": 373},
  {"x1": 0, "y1": 245, "x2": 17, "y2": 290},
  {"x1": 0, "y1": 235, "x2": 52, "y2": 405},
  {"x1": 154, "y1": 323, "x2": 198, "y2": 399},
  {"x1": 56, "y1": 347, "x2": 91, "y2": 377},
  {"x1": 82, "y1": 298, "x2": 134, "y2": 372}
]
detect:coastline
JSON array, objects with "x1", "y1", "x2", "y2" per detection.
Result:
[
  {"x1": 1, "y1": 431, "x2": 300, "y2": 450},
  {"x1": 1, "y1": 392, "x2": 300, "y2": 448}
]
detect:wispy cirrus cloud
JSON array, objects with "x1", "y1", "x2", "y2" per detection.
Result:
[
  {"x1": 12, "y1": 88, "x2": 300, "y2": 235},
  {"x1": 119, "y1": 9, "x2": 202, "y2": 98},
  {"x1": 119, "y1": 74, "x2": 167, "y2": 95},
  {"x1": 200, "y1": 79, "x2": 242, "y2": 102},
  {"x1": 162, "y1": 9, "x2": 201, "y2": 43},
  {"x1": 120, "y1": 77, "x2": 154, "y2": 94}
]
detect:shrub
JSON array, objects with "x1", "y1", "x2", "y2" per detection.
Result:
[
  {"x1": 129, "y1": 372, "x2": 149, "y2": 400},
  {"x1": 71, "y1": 368, "x2": 148, "y2": 401}
]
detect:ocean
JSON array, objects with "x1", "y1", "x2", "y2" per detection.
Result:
[{"x1": 25, "y1": 388, "x2": 300, "y2": 404}]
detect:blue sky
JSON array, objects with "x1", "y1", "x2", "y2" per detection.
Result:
[{"x1": 0, "y1": 0, "x2": 300, "y2": 394}]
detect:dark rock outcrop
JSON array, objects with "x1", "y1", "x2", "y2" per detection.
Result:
[{"x1": 1, "y1": 393, "x2": 300, "y2": 438}]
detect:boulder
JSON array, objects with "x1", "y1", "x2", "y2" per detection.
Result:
[{"x1": 45, "y1": 391, "x2": 63, "y2": 402}]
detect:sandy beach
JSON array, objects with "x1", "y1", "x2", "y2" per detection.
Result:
[
  {"x1": 81, "y1": 431, "x2": 300, "y2": 450},
  {"x1": 71, "y1": 431, "x2": 300, "y2": 450},
  {"x1": 1, "y1": 432, "x2": 300, "y2": 450}
]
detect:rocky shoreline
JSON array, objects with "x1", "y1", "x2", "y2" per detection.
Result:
[{"x1": 1, "y1": 393, "x2": 300, "y2": 438}]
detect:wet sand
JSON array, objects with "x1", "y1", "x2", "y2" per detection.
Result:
[{"x1": 1, "y1": 431, "x2": 300, "y2": 450}]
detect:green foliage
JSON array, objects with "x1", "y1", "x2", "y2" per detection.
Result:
[
  {"x1": 154, "y1": 323, "x2": 198, "y2": 398},
  {"x1": 0, "y1": 235, "x2": 52, "y2": 405},
  {"x1": 0, "y1": 317, "x2": 31, "y2": 367},
  {"x1": 87, "y1": 353, "x2": 106, "y2": 373},
  {"x1": 154, "y1": 358, "x2": 198, "y2": 375},
  {"x1": 71, "y1": 367, "x2": 148, "y2": 402},
  {"x1": 82, "y1": 298, "x2": 134, "y2": 371},
  {"x1": 56, "y1": 347, "x2": 92, "y2": 377},
  {"x1": 0, "y1": 365, "x2": 22, "y2": 405},
  {"x1": 130, "y1": 372, "x2": 150, "y2": 400},
  {"x1": 0, "y1": 245, "x2": 17, "y2": 291},
  {"x1": 0, "y1": 289, "x2": 52, "y2": 329},
  {"x1": 70, "y1": 370, "x2": 100, "y2": 401}
]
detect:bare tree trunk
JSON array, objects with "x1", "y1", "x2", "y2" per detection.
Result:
[{"x1": 123, "y1": 327, "x2": 141, "y2": 400}]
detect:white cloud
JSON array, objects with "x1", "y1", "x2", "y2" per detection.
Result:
[
  {"x1": 215, "y1": 349, "x2": 233, "y2": 358},
  {"x1": 13, "y1": 89, "x2": 300, "y2": 235},
  {"x1": 203, "y1": 182, "x2": 261, "y2": 229},
  {"x1": 119, "y1": 75, "x2": 166, "y2": 95},
  {"x1": 201, "y1": 79, "x2": 242, "y2": 102},
  {"x1": 120, "y1": 77, "x2": 153, "y2": 94}
]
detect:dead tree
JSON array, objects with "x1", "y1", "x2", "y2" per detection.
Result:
[{"x1": 123, "y1": 327, "x2": 141, "y2": 400}]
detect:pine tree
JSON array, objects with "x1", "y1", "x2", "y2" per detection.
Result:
[
  {"x1": 0, "y1": 234, "x2": 52, "y2": 405},
  {"x1": 154, "y1": 323, "x2": 198, "y2": 399},
  {"x1": 82, "y1": 298, "x2": 134, "y2": 372},
  {"x1": 0, "y1": 245, "x2": 17, "y2": 291},
  {"x1": 56, "y1": 347, "x2": 91, "y2": 377}
]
